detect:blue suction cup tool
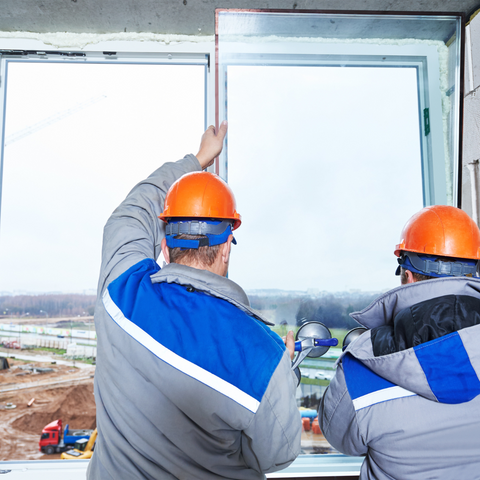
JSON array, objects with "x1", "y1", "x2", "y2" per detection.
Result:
[
  {"x1": 291, "y1": 321, "x2": 338, "y2": 371},
  {"x1": 342, "y1": 327, "x2": 368, "y2": 351}
]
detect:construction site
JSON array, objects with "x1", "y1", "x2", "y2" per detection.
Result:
[
  {"x1": 0, "y1": 315, "x2": 335, "y2": 462},
  {"x1": 1, "y1": 2, "x2": 479, "y2": 479},
  {"x1": 0, "y1": 312, "x2": 97, "y2": 462},
  {"x1": 0, "y1": 356, "x2": 96, "y2": 460}
]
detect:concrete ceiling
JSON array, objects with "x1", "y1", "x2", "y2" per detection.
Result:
[{"x1": 0, "y1": 0, "x2": 479, "y2": 36}]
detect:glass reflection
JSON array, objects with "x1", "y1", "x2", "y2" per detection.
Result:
[{"x1": 225, "y1": 64, "x2": 423, "y2": 454}]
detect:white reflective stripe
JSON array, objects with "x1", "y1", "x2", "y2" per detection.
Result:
[
  {"x1": 102, "y1": 289, "x2": 260, "y2": 413},
  {"x1": 352, "y1": 386, "x2": 417, "y2": 411}
]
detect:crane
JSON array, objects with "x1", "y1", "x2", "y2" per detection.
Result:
[{"x1": 4, "y1": 94, "x2": 106, "y2": 146}]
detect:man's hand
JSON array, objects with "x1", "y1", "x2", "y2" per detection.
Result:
[
  {"x1": 196, "y1": 121, "x2": 228, "y2": 169},
  {"x1": 284, "y1": 331, "x2": 295, "y2": 361}
]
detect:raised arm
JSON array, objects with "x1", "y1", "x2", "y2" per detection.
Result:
[
  {"x1": 97, "y1": 123, "x2": 228, "y2": 294},
  {"x1": 196, "y1": 121, "x2": 228, "y2": 168}
]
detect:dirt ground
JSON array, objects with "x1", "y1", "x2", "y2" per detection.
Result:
[
  {"x1": 0, "y1": 354, "x2": 332, "y2": 461},
  {"x1": 0, "y1": 357, "x2": 96, "y2": 460}
]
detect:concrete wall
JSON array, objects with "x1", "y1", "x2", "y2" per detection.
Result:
[{"x1": 463, "y1": 10, "x2": 480, "y2": 223}]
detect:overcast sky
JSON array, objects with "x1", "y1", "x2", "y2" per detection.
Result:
[
  {"x1": 0, "y1": 61, "x2": 423, "y2": 295},
  {"x1": 227, "y1": 65, "x2": 423, "y2": 293},
  {"x1": 0, "y1": 61, "x2": 204, "y2": 294}
]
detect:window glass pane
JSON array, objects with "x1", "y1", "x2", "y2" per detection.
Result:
[
  {"x1": 217, "y1": 10, "x2": 463, "y2": 458},
  {"x1": 217, "y1": 10, "x2": 463, "y2": 206},
  {"x1": 0, "y1": 58, "x2": 205, "y2": 461},
  {"x1": 226, "y1": 65, "x2": 423, "y2": 456},
  {"x1": 0, "y1": 61, "x2": 205, "y2": 294},
  {"x1": 228, "y1": 65, "x2": 422, "y2": 293}
]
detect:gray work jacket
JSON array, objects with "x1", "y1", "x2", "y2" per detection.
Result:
[
  {"x1": 87, "y1": 155, "x2": 301, "y2": 480},
  {"x1": 319, "y1": 277, "x2": 480, "y2": 480}
]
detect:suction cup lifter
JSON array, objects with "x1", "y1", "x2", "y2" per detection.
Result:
[
  {"x1": 342, "y1": 327, "x2": 368, "y2": 351},
  {"x1": 291, "y1": 321, "x2": 338, "y2": 372},
  {"x1": 290, "y1": 322, "x2": 369, "y2": 386},
  {"x1": 294, "y1": 338, "x2": 338, "y2": 351}
]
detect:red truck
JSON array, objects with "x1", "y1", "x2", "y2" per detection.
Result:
[
  {"x1": 39, "y1": 419, "x2": 94, "y2": 454},
  {"x1": 2, "y1": 339, "x2": 20, "y2": 349}
]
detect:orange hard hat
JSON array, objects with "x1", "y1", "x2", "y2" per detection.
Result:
[
  {"x1": 159, "y1": 172, "x2": 241, "y2": 229},
  {"x1": 394, "y1": 205, "x2": 480, "y2": 260}
]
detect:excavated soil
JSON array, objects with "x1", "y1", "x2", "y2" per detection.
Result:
[
  {"x1": 0, "y1": 358, "x2": 95, "y2": 460},
  {"x1": 0, "y1": 357, "x2": 332, "y2": 460}
]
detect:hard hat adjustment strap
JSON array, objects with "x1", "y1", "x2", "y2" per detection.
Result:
[
  {"x1": 166, "y1": 220, "x2": 233, "y2": 236},
  {"x1": 400, "y1": 252, "x2": 478, "y2": 277},
  {"x1": 166, "y1": 237, "x2": 210, "y2": 249},
  {"x1": 165, "y1": 220, "x2": 236, "y2": 250}
]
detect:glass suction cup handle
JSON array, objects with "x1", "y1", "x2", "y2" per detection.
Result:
[
  {"x1": 294, "y1": 338, "x2": 339, "y2": 351},
  {"x1": 291, "y1": 321, "x2": 339, "y2": 372}
]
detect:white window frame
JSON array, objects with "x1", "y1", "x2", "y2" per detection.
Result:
[
  {"x1": 0, "y1": 30, "x2": 461, "y2": 478},
  {"x1": 0, "y1": 37, "x2": 215, "y2": 221},
  {"x1": 217, "y1": 40, "x2": 452, "y2": 207}
]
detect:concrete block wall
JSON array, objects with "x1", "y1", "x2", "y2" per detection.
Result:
[
  {"x1": 66, "y1": 343, "x2": 97, "y2": 358},
  {"x1": 35, "y1": 337, "x2": 69, "y2": 350}
]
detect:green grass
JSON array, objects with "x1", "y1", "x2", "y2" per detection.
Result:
[
  {"x1": 301, "y1": 363, "x2": 336, "y2": 371},
  {"x1": 79, "y1": 357, "x2": 96, "y2": 365},
  {"x1": 33, "y1": 347, "x2": 95, "y2": 364},
  {"x1": 300, "y1": 377, "x2": 330, "y2": 386},
  {"x1": 330, "y1": 329, "x2": 348, "y2": 347},
  {"x1": 33, "y1": 347, "x2": 67, "y2": 355}
]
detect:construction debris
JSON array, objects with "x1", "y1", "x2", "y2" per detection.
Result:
[
  {"x1": 17, "y1": 365, "x2": 54, "y2": 374},
  {"x1": 0, "y1": 357, "x2": 9, "y2": 370},
  {"x1": 0, "y1": 357, "x2": 95, "y2": 460}
]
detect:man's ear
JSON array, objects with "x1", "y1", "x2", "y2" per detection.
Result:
[
  {"x1": 161, "y1": 237, "x2": 170, "y2": 264},
  {"x1": 405, "y1": 269, "x2": 416, "y2": 284},
  {"x1": 221, "y1": 235, "x2": 233, "y2": 264}
]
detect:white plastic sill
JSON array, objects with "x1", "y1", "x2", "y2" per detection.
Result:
[{"x1": 0, "y1": 455, "x2": 362, "y2": 479}]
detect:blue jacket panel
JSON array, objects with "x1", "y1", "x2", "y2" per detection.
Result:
[
  {"x1": 106, "y1": 258, "x2": 285, "y2": 409},
  {"x1": 319, "y1": 278, "x2": 480, "y2": 480}
]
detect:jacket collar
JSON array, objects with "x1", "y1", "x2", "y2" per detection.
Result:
[
  {"x1": 150, "y1": 263, "x2": 274, "y2": 326},
  {"x1": 345, "y1": 278, "x2": 480, "y2": 402},
  {"x1": 351, "y1": 276, "x2": 480, "y2": 329}
]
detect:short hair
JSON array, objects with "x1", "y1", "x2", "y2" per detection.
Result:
[
  {"x1": 168, "y1": 234, "x2": 221, "y2": 268},
  {"x1": 400, "y1": 266, "x2": 434, "y2": 284}
]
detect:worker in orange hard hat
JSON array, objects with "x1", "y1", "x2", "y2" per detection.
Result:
[
  {"x1": 157, "y1": 171, "x2": 242, "y2": 277},
  {"x1": 319, "y1": 205, "x2": 480, "y2": 480},
  {"x1": 394, "y1": 205, "x2": 480, "y2": 283},
  {"x1": 89, "y1": 122, "x2": 301, "y2": 480}
]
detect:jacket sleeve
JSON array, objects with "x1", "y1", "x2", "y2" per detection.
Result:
[
  {"x1": 242, "y1": 351, "x2": 302, "y2": 473},
  {"x1": 97, "y1": 154, "x2": 201, "y2": 295},
  {"x1": 318, "y1": 361, "x2": 367, "y2": 456}
]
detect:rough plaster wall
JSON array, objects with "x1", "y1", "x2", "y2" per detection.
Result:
[
  {"x1": 0, "y1": 31, "x2": 213, "y2": 49},
  {"x1": 0, "y1": 0, "x2": 478, "y2": 35},
  {"x1": 463, "y1": 12, "x2": 480, "y2": 223}
]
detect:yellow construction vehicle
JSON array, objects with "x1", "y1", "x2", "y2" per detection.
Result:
[{"x1": 61, "y1": 428, "x2": 97, "y2": 460}]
